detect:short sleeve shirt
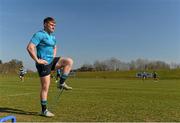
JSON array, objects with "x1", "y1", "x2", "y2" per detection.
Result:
[{"x1": 30, "y1": 30, "x2": 56, "y2": 64}]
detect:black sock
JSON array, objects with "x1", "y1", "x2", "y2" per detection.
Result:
[
  {"x1": 41, "y1": 100, "x2": 47, "y2": 112},
  {"x1": 59, "y1": 73, "x2": 68, "y2": 84}
]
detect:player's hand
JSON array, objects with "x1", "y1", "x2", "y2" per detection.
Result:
[{"x1": 37, "y1": 59, "x2": 48, "y2": 65}]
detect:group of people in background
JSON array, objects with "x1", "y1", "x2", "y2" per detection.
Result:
[{"x1": 141, "y1": 71, "x2": 158, "y2": 81}]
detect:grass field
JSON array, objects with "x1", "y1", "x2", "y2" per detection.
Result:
[{"x1": 1, "y1": 74, "x2": 180, "y2": 122}]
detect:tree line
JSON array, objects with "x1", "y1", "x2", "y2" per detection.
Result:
[
  {"x1": 1, "y1": 58, "x2": 180, "y2": 74},
  {"x1": 0, "y1": 59, "x2": 23, "y2": 74},
  {"x1": 77, "y1": 58, "x2": 180, "y2": 71}
]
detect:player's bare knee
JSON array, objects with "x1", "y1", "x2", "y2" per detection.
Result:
[
  {"x1": 42, "y1": 86, "x2": 49, "y2": 92},
  {"x1": 67, "y1": 57, "x2": 73, "y2": 66}
]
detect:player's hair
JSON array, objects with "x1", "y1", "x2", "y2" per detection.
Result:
[{"x1": 43, "y1": 17, "x2": 56, "y2": 24}]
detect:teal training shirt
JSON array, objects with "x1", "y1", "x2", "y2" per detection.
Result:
[{"x1": 30, "y1": 30, "x2": 56, "y2": 64}]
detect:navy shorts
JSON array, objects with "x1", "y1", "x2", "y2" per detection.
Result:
[
  {"x1": 19, "y1": 73, "x2": 24, "y2": 77},
  {"x1": 36, "y1": 57, "x2": 60, "y2": 77}
]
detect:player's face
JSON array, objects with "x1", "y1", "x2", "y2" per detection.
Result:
[{"x1": 44, "y1": 21, "x2": 56, "y2": 33}]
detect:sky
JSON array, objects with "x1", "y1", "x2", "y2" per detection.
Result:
[{"x1": 0, "y1": 0, "x2": 180, "y2": 71}]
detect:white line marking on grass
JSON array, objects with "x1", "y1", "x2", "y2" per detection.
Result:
[{"x1": 1, "y1": 92, "x2": 37, "y2": 98}]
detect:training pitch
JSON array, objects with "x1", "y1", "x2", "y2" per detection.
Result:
[{"x1": 1, "y1": 75, "x2": 180, "y2": 122}]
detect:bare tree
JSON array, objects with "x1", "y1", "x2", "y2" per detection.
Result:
[
  {"x1": 94, "y1": 60, "x2": 108, "y2": 71},
  {"x1": 78, "y1": 58, "x2": 172, "y2": 71}
]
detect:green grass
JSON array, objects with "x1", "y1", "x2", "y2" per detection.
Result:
[{"x1": 1, "y1": 75, "x2": 180, "y2": 121}]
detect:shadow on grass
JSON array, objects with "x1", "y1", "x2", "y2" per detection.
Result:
[{"x1": 0, "y1": 107, "x2": 40, "y2": 116}]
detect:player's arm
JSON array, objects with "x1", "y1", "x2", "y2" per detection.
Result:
[{"x1": 27, "y1": 42, "x2": 48, "y2": 65}]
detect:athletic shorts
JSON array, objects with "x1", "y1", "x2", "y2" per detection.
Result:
[
  {"x1": 36, "y1": 57, "x2": 60, "y2": 77},
  {"x1": 19, "y1": 73, "x2": 24, "y2": 77},
  {"x1": 153, "y1": 74, "x2": 157, "y2": 78}
]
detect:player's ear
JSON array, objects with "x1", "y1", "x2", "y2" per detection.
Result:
[
  {"x1": 44, "y1": 22, "x2": 47, "y2": 28},
  {"x1": 43, "y1": 23, "x2": 46, "y2": 27}
]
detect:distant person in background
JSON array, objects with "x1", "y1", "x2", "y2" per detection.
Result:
[
  {"x1": 152, "y1": 71, "x2": 158, "y2": 81},
  {"x1": 19, "y1": 66, "x2": 26, "y2": 82},
  {"x1": 56, "y1": 69, "x2": 61, "y2": 83},
  {"x1": 27, "y1": 17, "x2": 73, "y2": 117},
  {"x1": 142, "y1": 71, "x2": 147, "y2": 81}
]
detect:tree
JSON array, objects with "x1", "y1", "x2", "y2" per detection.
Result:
[
  {"x1": 78, "y1": 58, "x2": 172, "y2": 72},
  {"x1": 0, "y1": 59, "x2": 23, "y2": 74},
  {"x1": 78, "y1": 63, "x2": 94, "y2": 71},
  {"x1": 94, "y1": 60, "x2": 108, "y2": 71}
]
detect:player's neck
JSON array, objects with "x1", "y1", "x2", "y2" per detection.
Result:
[{"x1": 44, "y1": 29, "x2": 51, "y2": 35}]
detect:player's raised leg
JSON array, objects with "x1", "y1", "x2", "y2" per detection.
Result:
[{"x1": 55, "y1": 57, "x2": 73, "y2": 90}]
